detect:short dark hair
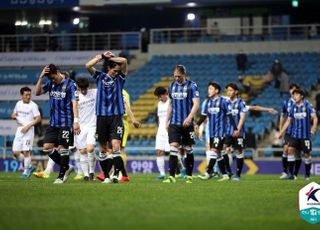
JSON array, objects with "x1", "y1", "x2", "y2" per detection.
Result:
[
  {"x1": 20, "y1": 86, "x2": 31, "y2": 95},
  {"x1": 225, "y1": 82, "x2": 239, "y2": 91},
  {"x1": 48, "y1": 64, "x2": 59, "y2": 75},
  {"x1": 154, "y1": 86, "x2": 167, "y2": 97},
  {"x1": 77, "y1": 77, "x2": 90, "y2": 89},
  {"x1": 289, "y1": 83, "x2": 300, "y2": 90},
  {"x1": 292, "y1": 88, "x2": 305, "y2": 97},
  {"x1": 208, "y1": 82, "x2": 221, "y2": 93},
  {"x1": 102, "y1": 59, "x2": 120, "y2": 73}
]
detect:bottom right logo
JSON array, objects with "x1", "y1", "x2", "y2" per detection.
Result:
[{"x1": 299, "y1": 182, "x2": 320, "y2": 224}]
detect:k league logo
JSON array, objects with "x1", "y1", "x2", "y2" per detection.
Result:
[{"x1": 299, "y1": 182, "x2": 320, "y2": 224}]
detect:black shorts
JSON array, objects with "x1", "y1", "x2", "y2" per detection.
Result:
[
  {"x1": 289, "y1": 138, "x2": 312, "y2": 153},
  {"x1": 168, "y1": 125, "x2": 195, "y2": 146},
  {"x1": 43, "y1": 126, "x2": 74, "y2": 148},
  {"x1": 284, "y1": 134, "x2": 292, "y2": 146},
  {"x1": 209, "y1": 137, "x2": 224, "y2": 151},
  {"x1": 224, "y1": 136, "x2": 245, "y2": 150},
  {"x1": 96, "y1": 115, "x2": 124, "y2": 144}
]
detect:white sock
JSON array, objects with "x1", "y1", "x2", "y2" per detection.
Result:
[
  {"x1": 74, "y1": 149, "x2": 83, "y2": 175},
  {"x1": 44, "y1": 158, "x2": 55, "y2": 175},
  {"x1": 228, "y1": 153, "x2": 233, "y2": 168},
  {"x1": 205, "y1": 150, "x2": 210, "y2": 165},
  {"x1": 156, "y1": 156, "x2": 165, "y2": 176},
  {"x1": 177, "y1": 154, "x2": 185, "y2": 170},
  {"x1": 80, "y1": 154, "x2": 89, "y2": 177},
  {"x1": 87, "y1": 151, "x2": 96, "y2": 174},
  {"x1": 23, "y1": 156, "x2": 31, "y2": 174}
]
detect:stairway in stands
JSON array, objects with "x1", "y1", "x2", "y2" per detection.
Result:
[{"x1": 129, "y1": 77, "x2": 172, "y2": 139}]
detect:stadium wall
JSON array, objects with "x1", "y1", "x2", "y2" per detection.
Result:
[{"x1": 149, "y1": 40, "x2": 320, "y2": 56}]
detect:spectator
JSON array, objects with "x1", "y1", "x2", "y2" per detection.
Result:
[
  {"x1": 210, "y1": 21, "x2": 220, "y2": 42},
  {"x1": 267, "y1": 59, "x2": 289, "y2": 96},
  {"x1": 236, "y1": 50, "x2": 248, "y2": 73},
  {"x1": 308, "y1": 24, "x2": 317, "y2": 39}
]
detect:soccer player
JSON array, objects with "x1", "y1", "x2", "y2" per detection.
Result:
[
  {"x1": 11, "y1": 87, "x2": 41, "y2": 179},
  {"x1": 35, "y1": 64, "x2": 80, "y2": 184},
  {"x1": 223, "y1": 83, "x2": 278, "y2": 181},
  {"x1": 196, "y1": 82, "x2": 238, "y2": 182},
  {"x1": 154, "y1": 86, "x2": 171, "y2": 179},
  {"x1": 86, "y1": 51, "x2": 127, "y2": 184},
  {"x1": 279, "y1": 83, "x2": 300, "y2": 179},
  {"x1": 74, "y1": 77, "x2": 97, "y2": 181},
  {"x1": 279, "y1": 88, "x2": 318, "y2": 180},
  {"x1": 163, "y1": 64, "x2": 199, "y2": 184}
]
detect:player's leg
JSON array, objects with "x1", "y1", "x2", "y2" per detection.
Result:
[
  {"x1": 155, "y1": 133, "x2": 168, "y2": 179},
  {"x1": 34, "y1": 157, "x2": 55, "y2": 178},
  {"x1": 198, "y1": 142, "x2": 218, "y2": 180},
  {"x1": 293, "y1": 151, "x2": 302, "y2": 179},
  {"x1": 181, "y1": 126, "x2": 195, "y2": 183},
  {"x1": 74, "y1": 130, "x2": 87, "y2": 180},
  {"x1": 12, "y1": 131, "x2": 25, "y2": 177},
  {"x1": 222, "y1": 137, "x2": 233, "y2": 177},
  {"x1": 232, "y1": 137, "x2": 245, "y2": 181},
  {"x1": 303, "y1": 139, "x2": 312, "y2": 180},
  {"x1": 119, "y1": 123, "x2": 129, "y2": 182},
  {"x1": 280, "y1": 135, "x2": 290, "y2": 179},
  {"x1": 87, "y1": 142, "x2": 96, "y2": 181},
  {"x1": 73, "y1": 147, "x2": 83, "y2": 179}
]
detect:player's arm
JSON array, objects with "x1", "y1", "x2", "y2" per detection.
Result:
[
  {"x1": 248, "y1": 105, "x2": 278, "y2": 115},
  {"x1": 279, "y1": 117, "x2": 292, "y2": 139},
  {"x1": 311, "y1": 113, "x2": 318, "y2": 135},
  {"x1": 165, "y1": 99, "x2": 172, "y2": 130},
  {"x1": 85, "y1": 54, "x2": 104, "y2": 75},
  {"x1": 279, "y1": 115, "x2": 286, "y2": 131},
  {"x1": 194, "y1": 114, "x2": 207, "y2": 137},
  {"x1": 35, "y1": 66, "x2": 50, "y2": 96},
  {"x1": 198, "y1": 118, "x2": 207, "y2": 140},
  {"x1": 21, "y1": 115, "x2": 41, "y2": 134},
  {"x1": 10, "y1": 111, "x2": 17, "y2": 120},
  {"x1": 124, "y1": 100, "x2": 141, "y2": 128},
  {"x1": 234, "y1": 112, "x2": 245, "y2": 136},
  {"x1": 183, "y1": 97, "x2": 200, "y2": 127},
  {"x1": 72, "y1": 100, "x2": 81, "y2": 135}
]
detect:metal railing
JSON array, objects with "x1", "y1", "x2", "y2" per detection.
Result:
[
  {"x1": 0, "y1": 31, "x2": 141, "y2": 52},
  {"x1": 150, "y1": 24, "x2": 320, "y2": 44}
]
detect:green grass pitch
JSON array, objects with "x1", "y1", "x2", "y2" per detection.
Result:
[{"x1": 0, "y1": 173, "x2": 319, "y2": 230}]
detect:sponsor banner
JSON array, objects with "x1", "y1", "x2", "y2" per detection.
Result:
[
  {"x1": 0, "y1": 85, "x2": 47, "y2": 101},
  {"x1": 80, "y1": 0, "x2": 169, "y2": 6},
  {"x1": 1, "y1": 158, "x2": 320, "y2": 175},
  {"x1": 0, "y1": 0, "x2": 78, "y2": 8},
  {"x1": 299, "y1": 182, "x2": 320, "y2": 224},
  {"x1": 0, "y1": 120, "x2": 16, "y2": 135},
  {"x1": 0, "y1": 50, "x2": 119, "y2": 67}
]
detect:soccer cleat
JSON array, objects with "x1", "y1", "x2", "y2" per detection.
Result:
[
  {"x1": 162, "y1": 176, "x2": 176, "y2": 183},
  {"x1": 286, "y1": 174, "x2": 295, "y2": 180},
  {"x1": 228, "y1": 172, "x2": 234, "y2": 179},
  {"x1": 73, "y1": 174, "x2": 84, "y2": 180},
  {"x1": 21, "y1": 174, "x2": 28, "y2": 179},
  {"x1": 25, "y1": 165, "x2": 36, "y2": 178},
  {"x1": 63, "y1": 165, "x2": 74, "y2": 183},
  {"x1": 111, "y1": 176, "x2": 119, "y2": 183},
  {"x1": 120, "y1": 176, "x2": 130, "y2": 182},
  {"x1": 33, "y1": 171, "x2": 50, "y2": 179},
  {"x1": 89, "y1": 173, "x2": 95, "y2": 181},
  {"x1": 211, "y1": 172, "x2": 220, "y2": 178},
  {"x1": 198, "y1": 173, "x2": 212, "y2": 180},
  {"x1": 96, "y1": 173, "x2": 105, "y2": 182},
  {"x1": 53, "y1": 178, "x2": 64, "y2": 184},
  {"x1": 279, "y1": 172, "x2": 288, "y2": 179},
  {"x1": 186, "y1": 176, "x2": 193, "y2": 184},
  {"x1": 157, "y1": 175, "x2": 165, "y2": 180},
  {"x1": 232, "y1": 176, "x2": 240, "y2": 181},
  {"x1": 180, "y1": 168, "x2": 186, "y2": 179},
  {"x1": 217, "y1": 174, "x2": 230, "y2": 182},
  {"x1": 102, "y1": 178, "x2": 112, "y2": 184},
  {"x1": 305, "y1": 176, "x2": 310, "y2": 181},
  {"x1": 83, "y1": 176, "x2": 89, "y2": 181}
]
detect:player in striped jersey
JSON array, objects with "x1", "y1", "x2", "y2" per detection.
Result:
[
  {"x1": 163, "y1": 65, "x2": 199, "y2": 183},
  {"x1": 279, "y1": 83, "x2": 300, "y2": 179},
  {"x1": 224, "y1": 83, "x2": 278, "y2": 181},
  {"x1": 279, "y1": 89, "x2": 318, "y2": 180},
  {"x1": 35, "y1": 64, "x2": 80, "y2": 184},
  {"x1": 86, "y1": 51, "x2": 127, "y2": 184},
  {"x1": 196, "y1": 82, "x2": 238, "y2": 182}
]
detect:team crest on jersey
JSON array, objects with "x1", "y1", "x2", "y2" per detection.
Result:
[
  {"x1": 183, "y1": 86, "x2": 188, "y2": 91},
  {"x1": 235, "y1": 103, "x2": 239, "y2": 109},
  {"x1": 102, "y1": 78, "x2": 114, "y2": 88},
  {"x1": 216, "y1": 101, "x2": 220, "y2": 107},
  {"x1": 302, "y1": 106, "x2": 306, "y2": 112}
]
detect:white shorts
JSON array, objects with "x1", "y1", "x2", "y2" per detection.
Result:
[
  {"x1": 74, "y1": 126, "x2": 96, "y2": 150},
  {"x1": 155, "y1": 132, "x2": 170, "y2": 152},
  {"x1": 12, "y1": 127, "x2": 34, "y2": 152}
]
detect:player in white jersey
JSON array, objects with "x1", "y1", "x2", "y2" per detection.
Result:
[
  {"x1": 74, "y1": 78, "x2": 97, "y2": 181},
  {"x1": 11, "y1": 87, "x2": 41, "y2": 179},
  {"x1": 154, "y1": 87, "x2": 170, "y2": 179}
]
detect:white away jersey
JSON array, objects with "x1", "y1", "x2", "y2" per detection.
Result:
[
  {"x1": 78, "y1": 89, "x2": 97, "y2": 127},
  {"x1": 13, "y1": 100, "x2": 40, "y2": 126},
  {"x1": 157, "y1": 99, "x2": 169, "y2": 134}
]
